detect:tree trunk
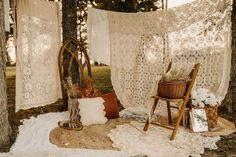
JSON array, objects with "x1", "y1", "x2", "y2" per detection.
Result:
[
  {"x1": 223, "y1": 2, "x2": 236, "y2": 114},
  {"x1": 0, "y1": 0, "x2": 12, "y2": 149},
  {"x1": 62, "y1": 0, "x2": 77, "y2": 42},
  {"x1": 228, "y1": 1, "x2": 236, "y2": 113},
  {"x1": 61, "y1": 0, "x2": 79, "y2": 110}
]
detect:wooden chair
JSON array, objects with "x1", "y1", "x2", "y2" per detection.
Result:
[
  {"x1": 58, "y1": 38, "x2": 92, "y2": 97},
  {"x1": 58, "y1": 38, "x2": 93, "y2": 130},
  {"x1": 143, "y1": 63, "x2": 200, "y2": 140}
]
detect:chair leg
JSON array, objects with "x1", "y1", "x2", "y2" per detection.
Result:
[
  {"x1": 170, "y1": 101, "x2": 187, "y2": 140},
  {"x1": 167, "y1": 101, "x2": 172, "y2": 124},
  {"x1": 182, "y1": 112, "x2": 186, "y2": 128},
  {"x1": 143, "y1": 98, "x2": 159, "y2": 131},
  {"x1": 177, "y1": 101, "x2": 184, "y2": 126}
]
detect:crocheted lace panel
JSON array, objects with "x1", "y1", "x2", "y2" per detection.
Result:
[
  {"x1": 88, "y1": 0, "x2": 231, "y2": 108},
  {"x1": 16, "y1": 0, "x2": 62, "y2": 111}
]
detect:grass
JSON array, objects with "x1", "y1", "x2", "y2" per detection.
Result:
[
  {"x1": 90, "y1": 66, "x2": 113, "y2": 94},
  {"x1": 6, "y1": 66, "x2": 113, "y2": 94},
  {"x1": 6, "y1": 67, "x2": 15, "y2": 78}
]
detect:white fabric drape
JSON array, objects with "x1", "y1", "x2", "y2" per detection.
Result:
[
  {"x1": 88, "y1": 0, "x2": 232, "y2": 108},
  {"x1": 16, "y1": 0, "x2": 62, "y2": 111},
  {"x1": 87, "y1": 8, "x2": 110, "y2": 65}
]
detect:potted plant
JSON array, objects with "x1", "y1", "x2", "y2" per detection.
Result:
[
  {"x1": 191, "y1": 88, "x2": 222, "y2": 129},
  {"x1": 158, "y1": 67, "x2": 190, "y2": 99}
]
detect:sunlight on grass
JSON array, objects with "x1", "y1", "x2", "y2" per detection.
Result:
[{"x1": 6, "y1": 67, "x2": 16, "y2": 79}]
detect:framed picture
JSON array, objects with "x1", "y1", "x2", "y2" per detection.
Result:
[{"x1": 190, "y1": 108, "x2": 208, "y2": 132}]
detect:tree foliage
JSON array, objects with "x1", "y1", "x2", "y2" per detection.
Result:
[{"x1": 90, "y1": 0, "x2": 161, "y2": 12}]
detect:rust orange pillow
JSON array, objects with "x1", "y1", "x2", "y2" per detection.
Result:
[{"x1": 101, "y1": 91, "x2": 119, "y2": 119}]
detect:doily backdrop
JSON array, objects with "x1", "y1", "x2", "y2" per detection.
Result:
[
  {"x1": 15, "y1": 0, "x2": 62, "y2": 111},
  {"x1": 88, "y1": 0, "x2": 232, "y2": 109}
]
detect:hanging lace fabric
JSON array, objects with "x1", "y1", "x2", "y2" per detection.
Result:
[
  {"x1": 88, "y1": 0, "x2": 232, "y2": 109},
  {"x1": 4, "y1": 0, "x2": 10, "y2": 32},
  {"x1": 16, "y1": 0, "x2": 62, "y2": 111},
  {"x1": 87, "y1": 9, "x2": 110, "y2": 65}
]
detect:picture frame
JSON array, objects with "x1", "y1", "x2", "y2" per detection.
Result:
[{"x1": 190, "y1": 108, "x2": 208, "y2": 132}]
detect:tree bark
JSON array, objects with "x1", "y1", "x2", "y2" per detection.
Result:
[
  {"x1": 223, "y1": 2, "x2": 236, "y2": 114},
  {"x1": 0, "y1": 0, "x2": 12, "y2": 148},
  {"x1": 228, "y1": 1, "x2": 236, "y2": 113},
  {"x1": 61, "y1": 0, "x2": 79, "y2": 110},
  {"x1": 62, "y1": 0, "x2": 78, "y2": 42}
]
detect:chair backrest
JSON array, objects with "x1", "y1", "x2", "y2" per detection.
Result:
[
  {"x1": 185, "y1": 63, "x2": 200, "y2": 99},
  {"x1": 58, "y1": 38, "x2": 92, "y2": 99}
]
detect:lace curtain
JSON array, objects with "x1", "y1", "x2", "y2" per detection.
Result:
[
  {"x1": 16, "y1": 0, "x2": 62, "y2": 111},
  {"x1": 88, "y1": 0, "x2": 231, "y2": 108},
  {"x1": 4, "y1": 0, "x2": 10, "y2": 31}
]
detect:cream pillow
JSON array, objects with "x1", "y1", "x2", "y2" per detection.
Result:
[{"x1": 78, "y1": 97, "x2": 108, "y2": 126}]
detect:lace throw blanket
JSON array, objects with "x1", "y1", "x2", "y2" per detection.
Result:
[
  {"x1": 108, "y1": 107, "x2": 221, "y2": 157},
  {"x1": 108, "y1": 121, "x2": 220, "y2": 157},
  {"x1": 88, "y1": 0, "x2": 232, "y2": 108},
  {"x1": 16, "y1": 0, "x2": 62, "y2": 111}
]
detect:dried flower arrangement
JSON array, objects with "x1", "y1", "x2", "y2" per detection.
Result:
[
  {"x1": 65, "y1": 77, "x2": 101, "y2": 98},
  {"x1": 158, "y1": 65, "x2": 191, "y2": 99},
  {"x1": 65, "y1": 77, "x2": 82, "y2": 98},
  {"x1": 160, "y1": 66, "x2": 191, "y2": 83}
]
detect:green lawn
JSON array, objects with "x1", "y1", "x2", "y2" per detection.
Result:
[
  {"x1": 6, "y1": 66, "x2": 113, "y2": 94},
  {"x1": 90, "y1": 66, "x2": 113, "y2": 94},
  {"x1": 6, "y1": 66, "x2": 16, "y2": 78}
]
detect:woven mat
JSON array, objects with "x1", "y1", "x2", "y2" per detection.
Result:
[
  {"x1": 201, "y1": 117, "x2": 236, "y2": 137},
  {"x1": 49, "y1": 118, "x2": 131, "y2": 150},
  {"x1": 49, "y1": 117, "x2": 235, "y2": 149}
]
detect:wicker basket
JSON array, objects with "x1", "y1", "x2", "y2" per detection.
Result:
[
  {"x1": 205, "y1": 106, "x2": 218, "y2": 128},
  {"x1": 158, "y1": 81, "x2": 187, "y2": 99}
]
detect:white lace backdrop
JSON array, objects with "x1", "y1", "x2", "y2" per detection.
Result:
[
  {"x1": 16, "y1": 0, "x2": 62, "y2": 111},
  {"x1": 88, "y1": 0, "x2": 232, "y2": 109},
  {"x1": 4, "y1": 0, "x2": 10, "y2": 31}
]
